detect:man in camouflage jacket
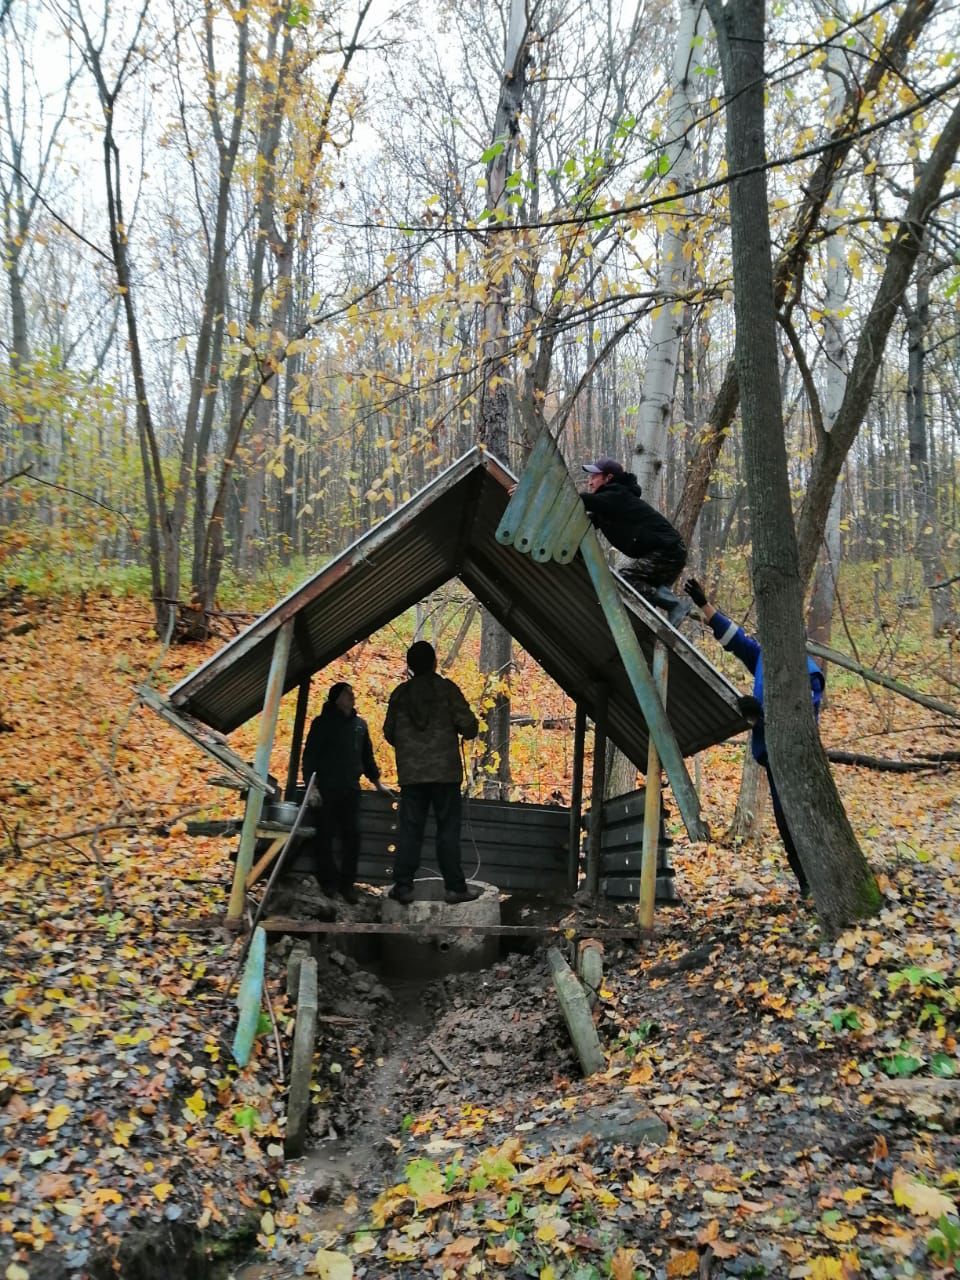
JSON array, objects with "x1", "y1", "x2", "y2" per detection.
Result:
[{"x1": 383, "y1": 641, "x2": 479, "y2": 904}]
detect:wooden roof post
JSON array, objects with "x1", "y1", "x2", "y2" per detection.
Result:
[
  {"x1": 227, "y1": 619, "x2": 294, "y2": 926},
  {"x1": 639, "y1": 641, "x2": 669, "y2": 931},
  {"x1": 285, "y1": 677, "x2": 312, "y2": 800},
  {"x1": 579, "y1": 528, "x2": 707, "y2": 841},
  {"x1": 585, "y1": 685, "x2": 607, "y2": 899},
  {"x1": 567, "y1": 702, "x2": 587, "y2": 892}
]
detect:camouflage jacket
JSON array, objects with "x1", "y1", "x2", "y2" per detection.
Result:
[{"x1": 383, "y1": 673, "x2": 478, "y2": 785}]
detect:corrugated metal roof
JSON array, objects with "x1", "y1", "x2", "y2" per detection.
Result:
[{"x1": 165, "y1": 448, "x2": 746, "y2": 762}]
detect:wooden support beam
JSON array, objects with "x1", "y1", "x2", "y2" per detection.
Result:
[
  {"x1": 567, "y1": 702, "x2": 587, "y2": 893},
  {"x1": 254, "y1": 918, "x2": 642, "y2": 939},
  {"x1": 245, "y1": 835, "x2": 287, "y2": 890},
  {"x1": 586, "y1": 686, "x2": 607, "y2": 899},
  {"x1": 227, "y1": 620, "x2": 294, "y2": 925},
  {"x1": 639, "y1": 641, "x2": 668, "y2": 931},
  {"x1": 579, "y1": 529, "x2": 708, "y2": 842},
  {"x1": 285, "y1": 678, "x2": 311, "y2": 801}
]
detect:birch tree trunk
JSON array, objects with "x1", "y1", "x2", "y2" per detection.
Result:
[
  {"x1": 706, "y1": 0, "x2": 880, "y2": 934},
  {"x1": 905, "y1": 257, "x2": 956, "y2": 634},
  {"x1": 475, "y1": 0, "x2": 531, "y2": 798},
  {"x1": 607, "y1": 0, "x2": 707, "y2": 802},
  {"x1": 806, "y1": 14, "x2": 851, "y2": 645},
  {"x1": 632, "y1": 0, "x2": 709, "y2": 499}
]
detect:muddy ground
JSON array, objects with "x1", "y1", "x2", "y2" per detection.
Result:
[{"x1": 228, "y1": 869, "x2": 959, "y2": 1279}]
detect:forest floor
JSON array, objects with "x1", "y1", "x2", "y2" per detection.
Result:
[{"x1": 1, "y1": 589, "x2": 959, "y2": 1280}]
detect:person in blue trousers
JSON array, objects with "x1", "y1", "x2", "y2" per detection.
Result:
[{"x1": 684, "y1": 579, "x2": 825, "y2": 897}]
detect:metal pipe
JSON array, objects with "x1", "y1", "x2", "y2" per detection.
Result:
[{"x1": 227, "y1": 619, "x2": 294, "y2": 924}]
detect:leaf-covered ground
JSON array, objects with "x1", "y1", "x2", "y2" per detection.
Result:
[{"x1": 1, "y1": 590, "x2": 959, "y2": 1279}]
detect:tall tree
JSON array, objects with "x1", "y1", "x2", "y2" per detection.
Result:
[{"x1": 705, "y1": 0, "x2": 880, "y2": 933}]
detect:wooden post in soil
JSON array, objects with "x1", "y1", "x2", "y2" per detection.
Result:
[
  {"x1": 585, "y1": 686, "x2": 607, "y2": 898},
  {"x1": 639, "y1": 641, "x2": 669, "y2": 931},
  {"x1": 567, "y1": 702, "x2": 587, "y2": 892},
  {"x1": 547, "y1": 946, "x2": 605, "y2": 1076},
  {"x1": 227, "y1": 619, "x2": 294, "y2": 926},
  {"x1": 284, "y1": 955, "x2": 318, "y2": 1156},
  {"x1": 576, "y1": 938, "x2": 604, "y2": 1009}
]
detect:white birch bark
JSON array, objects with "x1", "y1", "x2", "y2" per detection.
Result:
[
  {"x1": 806, "y1": 7, "x2": 852, "y2": 644},
  {"x1": 632, "y1": 0, "x2": 709, "y2": 501}
]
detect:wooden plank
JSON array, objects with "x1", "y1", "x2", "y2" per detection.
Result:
[
  {"x1": 136, "y1": 684, "x2": 272, "y2": 793},
  {"x1": 580, "y1": 528, "x2": 708, "y2": 842},
  {"x1": 495, "y1": 433, "x2": 556, "y2": 546},
  {"x1": 284, "y1": 957, "x2": 318, "y2": 1157},
  {"x1": 258, "y1": 918, "x2": 642, "y2": 939},
  {"x1": 547, "y1": 946, "x2": 605, "y2": 1076},
  {"x1": 640, "y1": 641, "x2": 669, "y2": 931},
  {"x1": 602, "y1": 787, "x2": 647, "y2": 823},
  {"x1": 532, "y1": 484, "x2": 581, "y2": 563},
  {"x1": 551, "y1": 500, "x2": 591, "y2": 564},
  {"x1": 232, "y1": 926, "x2": 266, "y2": 1067},
  {"x1": 602, "y1": 874, "x2": 677, "y2": 902},
  {"x1": 227, "y1": 620, "x2": 294, "y2": 923},
  {"x1": 513, "y1": 459, "x2": 568, "y2": 556},
  {"x1": 246, "y1": 835, "x2": 287, "y2": 889}
]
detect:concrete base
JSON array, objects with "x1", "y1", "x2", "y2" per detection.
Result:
[{"x1": 380, "y1": 880, "x2": 500, "y2": 979}]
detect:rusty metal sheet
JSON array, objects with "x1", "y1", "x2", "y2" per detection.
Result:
[{"x1": 160, "y1": 447, "x2": 747, "y2": 766}]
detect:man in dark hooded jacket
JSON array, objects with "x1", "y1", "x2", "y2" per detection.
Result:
[
  {"x1": 302, "y1": 681, "x2": 392, "y2": 903},
  {"x1": 683, "y1": 579, "x2": 825, "y2": 898},
  {"x1": 383, "y1": 641, "x2": 479, "y2": 905},
  {"x1": 580, "y1": 457, "x2": 690, "y2": 625}
]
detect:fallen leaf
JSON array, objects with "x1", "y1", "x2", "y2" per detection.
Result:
[
  {"x1": 891, "y1": 1168, "x2": 957, "y2": 1219},
  {"x1": 665, "y1": 1250, "x2": 698, "y2": 1278},
  {"x1": 611, "y1": 1247, "x2": 642, "y2": 1280},
  {"x1": 308, "y1": 1250, "x2": 354, "y2": 1280},
  {"x1": 45, "y1": 1104, "x2": 70, "y2": 1131},
  {"x1": 152, "y1": 1182, "x2": 174, "y2": 1203}
]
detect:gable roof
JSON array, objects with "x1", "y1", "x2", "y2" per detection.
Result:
[{"x1": 165, "y1": 448, "x2": 745, "y2": 765}]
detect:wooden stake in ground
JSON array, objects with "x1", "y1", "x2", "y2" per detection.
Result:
[
  {"x1": 547, "y1": 946, "x2": 605, "y2": 1076},
  {"x1": 285, "y1": 955, "x2": 318, "y2": 1157},
  {"x1": 576, "y1": 938, "x2": 604, "y2": 1009}
]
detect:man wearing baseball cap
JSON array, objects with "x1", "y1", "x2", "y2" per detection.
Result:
[{"x1": 581, "y1": 457, "x2": 690, "y2": 626}]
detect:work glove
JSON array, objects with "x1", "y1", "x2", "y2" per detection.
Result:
[
  {"x1": 683, "y1": 578, "x2": 708, "y2": 608},
  {"x1": 736, "y1": 694, "x2": 763, "y2": 722}
]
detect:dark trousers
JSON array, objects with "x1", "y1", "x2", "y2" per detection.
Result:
[
  {"x1": 312, "y1": 788, "x2": 360, "y2": 891},
  {"x1": 620, "y1": 542, "x2": 687, "y2": 594},
  {"x1": 394, "y1": 783, "x2": 467, "y2": 893},
  {"x1": 764, "y1": 764, "x2": 809, "y2": 895}
]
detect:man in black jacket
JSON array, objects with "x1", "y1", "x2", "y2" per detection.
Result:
[
  {"x1": 581, "y1": 457, "x2": 690, "y2": 625},
  {"x1": 302, "y1": 682, "x2": 393, "y2": 903}
]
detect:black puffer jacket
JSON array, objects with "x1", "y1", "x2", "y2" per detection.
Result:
[
  {"x1": 581, "y1": 473, "x2": 684, "y2": 557},
  {"x1": 302, "y1": 707, "x2": 380, "y2": 792}
]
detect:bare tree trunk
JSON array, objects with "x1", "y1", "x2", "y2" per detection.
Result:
[
  {"x1": 707, "y1": 0, "x2": 880, "y2": 933},
  {"x1": 806, "y1": 13, "x2": 852, "y2": 644},
  {"x1": 674, "y1": 0, "x2": 938, "y2": 546},
  {"x1": 475, "y1": 0, "x2": 530, "y2": 799},
  {"x1": 633, "y1": 0, "x2": 708, "y2": 499},
  {"x1": 727, "y1": 750, "x2": 766, "y2": 844},
  {"x1": 796, "y1": 96, "x2": 960, "y2": 587},
  {"x1": 905, "y1": 258, "x2": 956, "y2": 634}
]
